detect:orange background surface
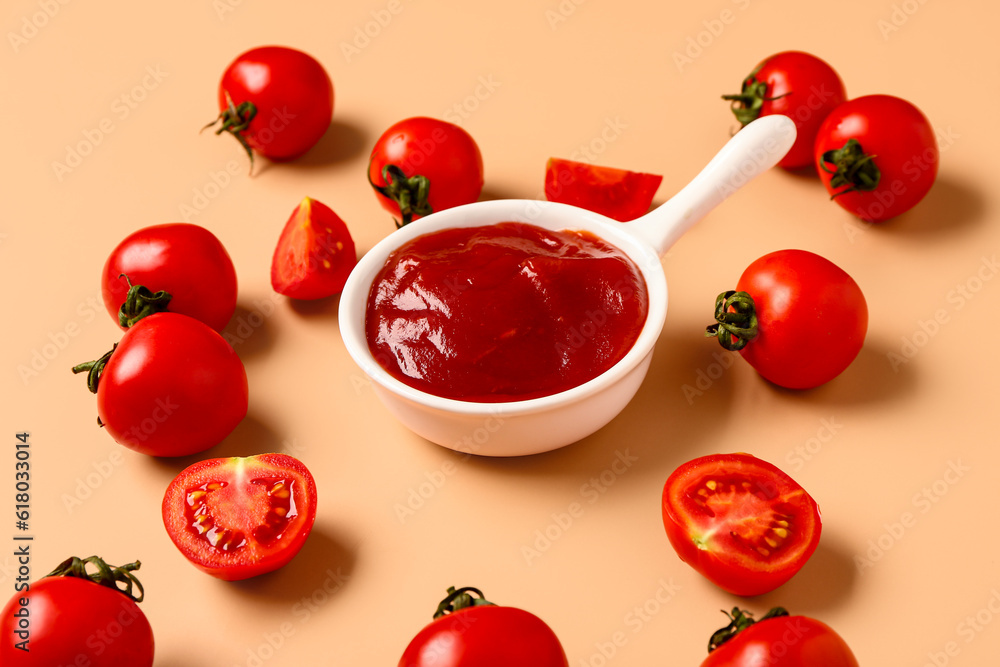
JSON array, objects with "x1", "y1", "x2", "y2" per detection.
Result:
[{"x1": 2, "y1": 0, "x2": 998, "y2": 665}]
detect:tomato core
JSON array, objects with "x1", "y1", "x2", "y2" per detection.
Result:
[{"x1": 184, "y1": 477, "x2": 299, "y2": 553}]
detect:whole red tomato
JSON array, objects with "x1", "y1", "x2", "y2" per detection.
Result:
[
  {"x1": 73, "y1": 313, "x2": 248, "y2": 456},
  {"x1": 814, "y1": 94, "x2": 938, "y2": 222},
  {"x1": 368, "y1": 117, "x2": 484, "y2": 227},
  {"x1": 701, "y1": 607, "x2": 858, "y2": 667},
  {"x1": 0, "y1": 556, "x2": 154, "y2": 666},
  {"x1": 102, "y1": 223, "x2": 238, "y2": 332},
  {"x1": 206, "y1": 45, "x2": 333, "y2": 166},
  {"x1": 706, "y1": 249, "x2": 868, "y2": 389},
  {"x1": 399, "y1": 587, "x2": 568, "y2": 667},
  {"x1": 723, "y1": 51, "x2": 846, "y2": 170},
  {"x1": 271, "y1": 197, "x2": 357, "y2": 299},
  {"x1": 162, "y1": 453, "x2": 317, "y2": 580},
  {"x1": 662, "y1": 453, "x2": 821, "y2": 596}
]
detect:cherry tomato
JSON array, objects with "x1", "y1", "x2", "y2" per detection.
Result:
[
  {"x1": 723, "y1": 51, "x2": 846, "y2": 170},
  {"x1": 73, "y1": 313, "x2": 248, "y2": 457},
  {"x1": 706, "y1": 249, "x2": 868, "y2": 389},
  {"x1": 206, "y1": 45, "x2": 333, "y2": 166},
  {"x1": 814, "y1": 94, "x2": 938, "y2": 222},
  {"x1": 701, "y1": 607, "x2": 858, "y2": 667},
  {"x1": 102, "y1": 223, "x2": 238, "y2": 332},
  {"x1": 544, "y1": 158, "x2": 662, "y2": 221},
  {"x1": 399, "y1": 587, "x2": 568, "y2": 667},
  {"x1": 662, "y1": 453, "x2": 821, "y2": 596},
  {"x1": 368, "y1": 117, "x2": 484, "y2": 227},
  {"x1": 271, "y1": 197, "x2": 357, "y2": 299},
  {"x1": 0, "y1": 556, "x2": 154, "y2": 666},
  {"x1": 162, "y1": 453, "x2": 317, "y2": 581}
]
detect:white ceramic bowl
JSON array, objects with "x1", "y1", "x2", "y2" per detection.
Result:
[{"x1": 339, "y1": 115, "x2": 796, "y2": 456}]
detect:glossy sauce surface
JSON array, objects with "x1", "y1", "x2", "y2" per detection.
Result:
[{"x1": 365, "y1": 222, "x2": 649, "y2": 402}]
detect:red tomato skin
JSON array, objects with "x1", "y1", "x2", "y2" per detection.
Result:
[
  {"x1": 220, "y1": 46, "x2": 333, "y2": 160},
  {"x1": 700, "y1": 615, "x2": 858, "y2": 667},
  {"x1": 271, "y1": 197, "x2": 357, "y2": 299},
  {"x1": 737, "y1": 250, "x2": 867, "y2": 389},
  {"x1": 102, "y1": 223, "x2": 238, "y2": 332},
  {"x1": 736, "y1": 51, "x2": 846, "y2": 169},
  {"x1": 97, "y1": 313, "x2": 248, "y2": 457},
  {"x1": 162, "y1": 454, "x2": 317, "y2": 580},
  {"x1": 544, "y1": 158, "x2": 663, "y2": 221},
  {"x1": 399, "y1": 605, "x2": 569, "y2": 667},
  {"x1": 0, "y1": 577, "x2": 154, "y2": 666},
  {"x1": 662, "y1": 453, "x2": 822, "y2": 596},
  {"x1": 814, "y1": 94, "x2": 938, "y2": 222},
  {"x1": 368, "y1": 117, "x2": 484, "y2": 224}
]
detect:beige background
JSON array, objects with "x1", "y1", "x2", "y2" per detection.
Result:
[{"x1": 2, "y1": 0, "x2": 998, "y2": 664}]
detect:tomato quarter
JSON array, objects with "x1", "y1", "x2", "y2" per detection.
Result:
[
  {"x1": 368, "y1": 117, "x2": 484, "y2": 227},
  {"x1": 162, "y1": 453, "x2": 318, "y2": 581},
  {"x1": 271, "y1": 197, "x2": 357, "y2": 299},
  {"x1": 102, "y1": 223, "x2": 238, "y2": 332},
  {"x1": 701, "y1": 607, "x2": 858, "y2": 667},
  {"x1": 814, "y1": 94, "x2": 938, "y2": 222},
  {"x1": 0, "y1": 557, "x2": 154, "y2": 667},
  {"x1": 544, "y1": 158, "x2": 662, "y2": 221},
  {"x1": 662, "y1": 453, "x2": 821, "y2": 596},
  {"x1": 399, "y1": 587, "x2": 568, "y2": 667}
]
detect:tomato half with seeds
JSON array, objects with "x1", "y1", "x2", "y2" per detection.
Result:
[
  {"x1": 271, "y1": 197, "x2": 357, "y2": 299},
  {"x1": 544, "y1": 158, "x2": 663, "y2": 221},
  {"x1": 162, "y1": 453, "x2": 317, "y2": 581},
  {"x1": 662, "y1": 453, "x2": 821, "y2": 596}
]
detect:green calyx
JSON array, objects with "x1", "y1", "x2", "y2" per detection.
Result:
[
  {"x1": 46, "y1": 555, "x2": 145, "y2": 603},
  {"x1": 72, "y1": 344, "x2": 118, "y2": 395},
  {"x1": 705, "y1": 290, "x2": 759, "y2": 352},
  {"x1": 432, "y1": 586, "x2": 497, "y2": 619},
  {"x1": 202, "y1": 90, "x2": 258, "y2": 173},
  {"x1": 118, "y1": 274, "x2": 172, "y2": 328},
  {"x1": 819, "y1": 138, "x2": 881, "y2": 198},
  {"x1": 721, "y1": 66, "x2": 789, "y2": 127},
  {"x1": 368, "y1": 162, "x2": 432, "y2": 228},
  {"x1": 708, "y1": 607, "x2": 789, "y2": 653}
]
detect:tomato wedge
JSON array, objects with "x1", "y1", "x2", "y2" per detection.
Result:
[
  {"x1": 661, "y1": 453, "x2": 821, "y2": 596},
  {"x1": 162, "y1": 453, "x2": 317, "y2": 581},
  {"x1": 271, "y1": 197, "x2": 357, "y2": 300},
  {"x1": 544, "y1": 158, "x2": 662, "y2": 222}
]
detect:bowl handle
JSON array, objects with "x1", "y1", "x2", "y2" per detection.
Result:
[{"x1": 626, "y1": 114, "x2": 797, "y2": 256}]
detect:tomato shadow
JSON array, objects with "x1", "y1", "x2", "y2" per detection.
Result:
[
  {"x1": 289, "y1": 117, "x2": 370, "y2": 169},
  {"x1": 450, "y1": 327, "x2": 739, "y2": 485},
  {"x1": 223, "y1": 302, "x2": 279, "y2": 360},
  {"x1": 880, "y1": 176, "x2": 985, "y2": 237},
  {"x1": 791, "y1": 336, "x2": 917, "y2": 408},
  {"x1": 752, "y1": 537, "x2": 858, "y2": 614},
  {"x1": 287, "y1": 293, "x2": 342, "y2": 321},
  {"x1": 225, "y1": 525, "x2": 357, "y2": 605},
  {"x1": 478, "y1": 185, "x2": 526, "y2": 202}
]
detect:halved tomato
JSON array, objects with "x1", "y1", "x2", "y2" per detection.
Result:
[
  {"x1": 271, "y1": 197, "x2": 357, "y2": 300},
  {"x1": 661, "y1": 453, "x2": 821, "y2": 596},
  {"x1": 162, "y1": 453, "x2": 318, "y2": 581},
  {"x1": 544, "y1": 158, "x2": 662, "y2": 222}
]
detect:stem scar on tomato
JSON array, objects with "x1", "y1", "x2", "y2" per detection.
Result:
[
  {"x1": 367, "y1": 162, "x2": 432, "y2": 228},
  {"x1": 202, "y1": 90, "x2": 258, "y2": 172},
  {"x1": 708, "y1": 607, "x2": 789, "y2": 652},
  {"x1": 704, "y1": 290, "x2": 759, "y2": 351},
  {"x1": 46, "y1": 555, "x2": 146, "y2": 602},
  {"x1": 819, "y1": 138, "x2": 881, "y2": 198}
]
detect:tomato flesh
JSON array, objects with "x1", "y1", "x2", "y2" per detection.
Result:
[
  {"x1": 366, "y1": 222, "x2": 648, "y2": 402},
  {"x1": 662, "y1": 453, "x2": 821, "y2": 596},
  {"x1": 163, "y1": 454, "x2": 317, "y2": 580},
  {"x1": 271, "y1": 197, "x2": 357, "y2": 299},
  {"x1": 544, "y1": 158, "x2": 662, "y2": 221}
]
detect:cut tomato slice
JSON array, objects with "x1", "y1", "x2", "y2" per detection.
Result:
[
  {"x1": 162, "y1": 453, "x2": 318, "y2": 580},
  {"x1": 271, "y1": 197, "x2": 357, "y2": 300},
  {"x1": 661, "y1": 453, "x2": 821, "y2": 596},
  {"x1": 544, "y1": 158, "x2": 662, "y2": 222}
]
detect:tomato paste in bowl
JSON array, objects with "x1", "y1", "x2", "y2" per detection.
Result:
[{"x1": 365, "y1": 222, "x2": 649, "y2": 402}]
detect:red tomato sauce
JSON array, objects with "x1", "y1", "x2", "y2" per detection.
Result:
[{"x1": 365, "y1": 222, "x2": 649, "y2": 402}]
